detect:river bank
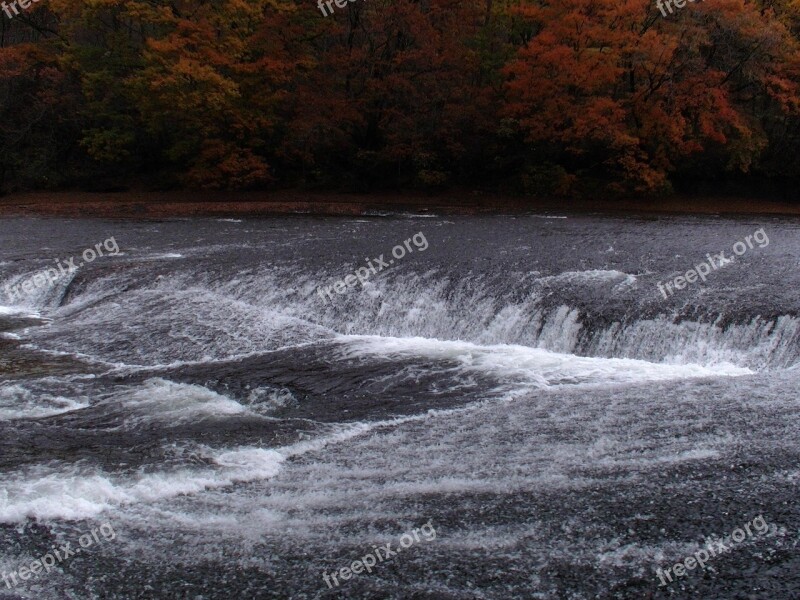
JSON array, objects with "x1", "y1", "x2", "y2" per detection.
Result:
[{"x1": 1, "y1": 190, "x2": 799, "y2": 218}]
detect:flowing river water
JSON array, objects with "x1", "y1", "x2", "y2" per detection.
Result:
[{"x1": 0, "y1": 214, "x2": 798, "y2": 599}]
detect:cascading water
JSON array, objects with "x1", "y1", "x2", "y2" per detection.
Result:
[{"x1": 0, "y1": 214, "x2": 798, "y2": 599}]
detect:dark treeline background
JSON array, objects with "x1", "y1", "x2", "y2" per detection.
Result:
[{"x1": 1, "y1": 0, "x2": 800, "y2": 197}]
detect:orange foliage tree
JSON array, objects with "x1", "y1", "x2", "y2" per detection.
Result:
[{"x1": 504, "y1": 0, "x2": 800, "y2": 194}]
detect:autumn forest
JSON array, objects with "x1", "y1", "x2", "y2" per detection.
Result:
[{"x1": 1, "y1": 0, "x2": 800, "y2": 197}]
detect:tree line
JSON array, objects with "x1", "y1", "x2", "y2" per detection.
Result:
[{"x1": 1, "y1": 0, "x2": 799, "y2": 198}]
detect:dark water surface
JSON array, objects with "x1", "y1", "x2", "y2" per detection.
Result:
[{"x1": 0, "y1": 214, "x2": 798, "y2": 599}]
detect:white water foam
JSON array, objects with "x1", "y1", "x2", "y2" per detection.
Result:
[
  {"x1": 0, "y1": 418, "x2": 391, "y2": 523},
  {"x1": 37, "y1": 281, "x2": 334, "y2": 365},
  {"x1": 541, "y1": 269, "x2": 635, "y2": 284},
  {"x1": 0, "y1": 446, "x2": 285, "y2": 523},
  {"x1": 0, "y1": 384, "x2": 89, "y2": 420},
  {"x1": 104, "y1": 378, "x2": 252, "y2": 428},
  {"x1": 337, "y1": 335, "x2": 753, "y2": 392},
  {"x1": 588, "y1": 314, "x2": 800, "y2": 369},
  {"x1": 0, "y1": 268, "x2": 78, "y2": 310},
  {"x1": 22, "y1": 263, "x2": 797, "y2": 370},
  {"x1": 0, "y1": 306, "x2": 32, "y2": 316},
  {"x1": 100, "y1": 371, "x2": 779, "y2": 548}
]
